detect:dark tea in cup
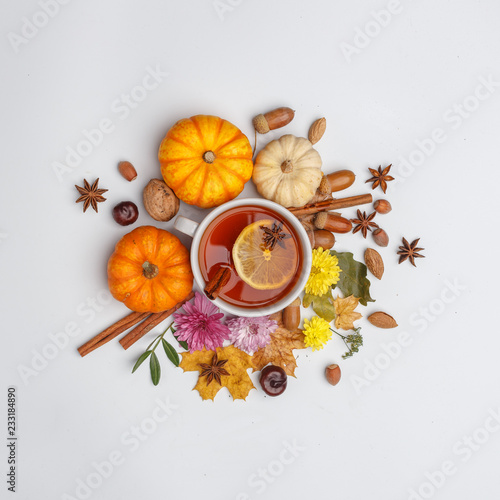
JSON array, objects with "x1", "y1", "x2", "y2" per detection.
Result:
[{"x1": 198, "y1": 204, "x2": 303, "y2": 309}]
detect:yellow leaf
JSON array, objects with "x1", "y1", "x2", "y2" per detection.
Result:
[
  {"x1": 179, "y1": 345, "x2": 255, "y2": 401},
  {"x1": 252, "y1": 312, "x2": 306, "y2": 377},
  {"x1": 333, "y1": 295, "x2": 362, "y2": 330}
]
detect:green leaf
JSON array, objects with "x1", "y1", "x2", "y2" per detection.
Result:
[
  {"x1": 170, "y1": 326, "x2": 189, "y2": 350},
  {"x1": 176, "y1": 338, "x2": 189, "y2": 351},
  {"x1": 173, "y1": 333, "x2": 189, "y2": 351},
  {"x1": 303, "y1": 291, "x2": 335, "y2": 322},
  {"x1": 311, "y1": 292, "x2": 336, "y2": 322},
  {"x1": 150, "y1": 352, "x2": 161, "y2": 386},
  {"x1": 132, "y1": 350, "x2": 152, "y2": 373},
  {"x1": 162, "y1": 339, "x2": 180, "y2": 367},
  {"x1": 302, "y1": 293, "x2": 314, "y2": 308},
  {"x1": 330, "y1": 251, "x2": 375, "y2": 306}
]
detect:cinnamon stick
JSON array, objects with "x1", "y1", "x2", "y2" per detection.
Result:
[
  {"x1": 204, "y1": 267, "x2": 231, "y2": 300},
  {"x1": 119, "y1": 291, "x2": 195, "y2": 350},
  {"x1": 288, "y1": 193, "x2": 373, "y2": 217},
  {"x1": 78, "y1": 311, "x2": 150, "y2": 357}
]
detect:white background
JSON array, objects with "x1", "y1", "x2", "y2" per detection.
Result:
[{"x1": 1, "y1": 1, "x2": 500, "y2": 499}]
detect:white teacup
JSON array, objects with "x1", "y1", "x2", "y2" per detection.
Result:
[{"x1": 174, "y1": 198, "x2": 312, "y2": 317}]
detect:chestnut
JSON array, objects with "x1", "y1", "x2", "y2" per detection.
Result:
[
  {"x1": 260, "y1": 365, "x2": 287, "y2": 396},
  {"x1": 112, "y1": 201, "x2": 139, "y2": 226}
]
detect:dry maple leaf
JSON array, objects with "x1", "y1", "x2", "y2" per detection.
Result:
[
  {"x1": 252, "y1": 312, "x2": 306, "y2": 377},
  {"x1": 179, "y1": 345, "x2": 255, "y2": 401},
  {"x1": 333, "y1": 295, "x2": 362, "y2": 330}
]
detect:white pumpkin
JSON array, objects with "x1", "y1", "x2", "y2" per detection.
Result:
[{"x1": 252, "y1": 134, "x2": 323, "y2": 207}]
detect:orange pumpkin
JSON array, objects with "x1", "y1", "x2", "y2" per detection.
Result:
[
  {"x1": 107, "y1": 226, "x2": 193, "y2": 313},
  {"x1": 158, "y1": 115, "x2": 253, "y2": 208}
]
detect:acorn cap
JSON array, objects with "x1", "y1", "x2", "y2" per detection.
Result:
[
  {"x1": 314, "y1": 212, "x2": 328, "y2": 229},
  {"x1": 317, "y1": 175, "x2": 331, "y2": 195},
  {"x1": 252, "y1": 114, "x2": 270, "y2": 134}
]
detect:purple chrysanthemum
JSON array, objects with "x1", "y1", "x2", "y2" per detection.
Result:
[
  {"x1": 173, "y1": 292, "x2": 230, "y2": 352},
  {"x1": 225, "y1": 316, "x2": 278, "y2": 355}
]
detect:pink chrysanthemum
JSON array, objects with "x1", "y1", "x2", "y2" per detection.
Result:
[
  {"x1": 225, "y1": 316, "x2": 278, "y2": 355},
  {"x1": 173, "y1": 292, "x2": 230, "y2": 352}
]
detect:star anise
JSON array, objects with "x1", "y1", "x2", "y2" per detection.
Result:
[
  {"x1": 365, "y1": 164, "x2": 395, "y2": 193},
  {"x1": 397, "y1": 237, "x2": 425, "y2": 267},
  {"x1": 260, "y1": 222, "x2": 291, "y2": 250},
  {"x1": 351, "y1": 210, "x2": 378, "y2": 238},
  {"x1": 75, "y1": 178, "x2": 108, "y2": 213},
  {"x1": 199, "y1": 352, "x2": 230, "y2": 386}
]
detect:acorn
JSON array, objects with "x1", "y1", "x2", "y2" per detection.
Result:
[{"x1": 253, "y1": 107, "x2": 295, "y2": 134}]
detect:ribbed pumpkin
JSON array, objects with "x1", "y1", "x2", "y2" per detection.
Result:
[
  {"x1": 158, "y1": 115, "x2": 253, "y2": 208},
  {"x1": 107, "y1": 226, "x2": 193, "y2": 313},
  {"x1": 252, "y1": 134, "x2": 323, "y2": 207}
]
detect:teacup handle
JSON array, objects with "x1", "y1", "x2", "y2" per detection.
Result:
[{"x1": 174, "y1": 216, "x2": 199, "y2": 238}]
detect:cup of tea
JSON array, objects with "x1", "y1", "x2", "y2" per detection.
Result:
[{"x1": 174, "y1": 198, "x2": 312, "y2": 317}]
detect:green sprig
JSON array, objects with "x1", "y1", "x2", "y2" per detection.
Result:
[
  {"x1": 132, "y1": 323, "x2": 181, "y2": 386},
  {"x1": 331, "y1": 327, "x2": 363, "y2": 359}
]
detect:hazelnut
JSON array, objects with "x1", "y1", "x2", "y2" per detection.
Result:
[
  {"x1": 372, "y1": 228, "x2": 389, "y2": 247},
  {"x1": 118, "y1": 161, "x2": 137, "y2": 181},
  {"x1": 325, "y1": 364, "x2": 341, "y2": 386},
  {"x1": 374, "y1": 199, "x2": 392, "y2": 214}
]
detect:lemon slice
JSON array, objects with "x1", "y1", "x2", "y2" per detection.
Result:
[{"x1": 232, "y1": 219, "x2": 297, "y2": 290}]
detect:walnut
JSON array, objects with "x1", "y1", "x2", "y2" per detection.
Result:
[{"x1": 143, "y1": 179, "x2": 179, "y2": 222}]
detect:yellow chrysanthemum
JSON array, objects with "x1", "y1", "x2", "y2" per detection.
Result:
[
  {"x1": 303, "y1": 316, "x2": 332, "y2": 351},
  {"x1": 304, "y1": 247, "x2": 341, "y2": 296}
]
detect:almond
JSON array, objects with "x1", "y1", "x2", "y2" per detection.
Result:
[
  {"x1": 364, "y1": 248, "x2": 384, "y2": 280},
  {"x1": 368, "y1": 312, "x2": 398, "y2": 329},
  {"x1": 372, "y1": 228, "x2": 389, "y2": 247},
  {"x1": 118, "y1": 161, "x2": 137, "y2": 181},
  {"x1": 308, "y1": 117, "x2": 326, "y2": 145}
]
